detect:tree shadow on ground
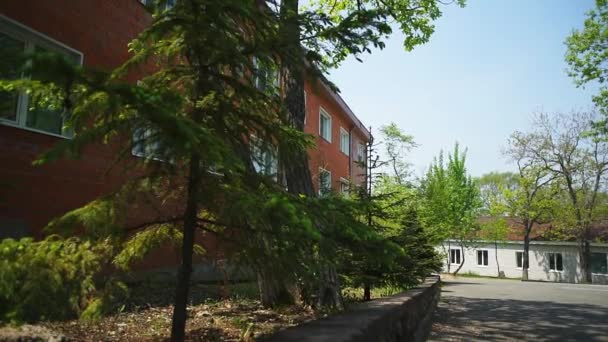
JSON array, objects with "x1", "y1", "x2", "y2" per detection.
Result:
[{"x1": 429, "y1": 296, "x2": 608, "y2": 342}]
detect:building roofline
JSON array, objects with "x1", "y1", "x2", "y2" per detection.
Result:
[
  {"x1": 317, "y1": 80, "x2": 372, "y2": 141},
  {"x1": 303, "y1": 57, "x2": 371, "y2": 141},
  {"x1": 443, "y1": 239, "x2": 608, "y2": 248}
]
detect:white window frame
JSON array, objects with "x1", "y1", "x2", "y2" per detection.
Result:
[
  {"x1": 357, "y1": 142, "x2": 365, "y2": 164},
  {"x1": 515, "y1": 251, "x2": 524, "y2": 269},
  {"x1": 319, "y1": 107, "x2": 332, "y2": 142},
  {"x1": 476, "y1": 249, "x2": 489, "y2": 267},
  {"x1": 0, "y1": 15, "x2": 83, "y2": 139},
  {"x1": 318, "y1": 167, "x2": 332, "y2": 195},
  {"x1": 449, "y1": 249, "x2": 461, "y2": 265},
  {"x1": 252, "y1": 57, "x2": 279, "y2": 94},
  {"x1": 250, "y1": 135, "x2": 278, "y2": 181},
  {"x1": 339, "y1": 177, "x2": 350, "y2": 197},
  {"x1": 340, "y1": 127, "x2": 350, "y2": 156},
  {"x1": 548, "y1": 252, "x2": 564, "y2": 272}
]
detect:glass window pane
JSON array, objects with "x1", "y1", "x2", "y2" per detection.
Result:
[
  {"x1": 556, "y1": 254, "x2": 563, "y2": 271},
  {"x1": 0, "y1": 32, "x2": 24, "y2": 122},
  {"x1": 591, "y1": 253, "x2": 607, "y2": 274},
  {"x1": 516, "y1": 252, "x2": 523, "y2": 268},
  {"x1": 26, "y1": 46, "x2": 65, "y2": 135},
  {"x1": 549, "y1": 254, "x2": 555, "y2": 270}
]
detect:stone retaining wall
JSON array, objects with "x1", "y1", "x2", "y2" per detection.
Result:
[{"x1": 265, "y1": 275, "x2": 441, "y2": 342}]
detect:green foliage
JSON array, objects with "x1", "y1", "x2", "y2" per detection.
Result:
[
  {"x1": 379, "y1": 122, "x2": 417, "y2": 184},
  {"x1": 0, "y1": 236, "x2": 111, "y2": 324},
  {"x1": 113, "y1": 225, "x2": 191, "y2": 271},
  {"x1": 565, "y1": 0, "x2": 608, "y2": 118},
  {"x1": 0, "y1": 0, "x2": 466, "y2": 330},
  {"x1": 419, "y1": 143, "x2": 482, "y2": 245},
  {"x1": 338, "y1": 125, "x2": 441, "y2": 296}
]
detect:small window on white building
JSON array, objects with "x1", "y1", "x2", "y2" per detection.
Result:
[
  {"x1": 449, "y1": 249, "x2": 461, "y2": 265},
  {"x1": 318, "y1": 168, "x2": 331, "y2": 195},
  {"x1": 477, "y1": 250, "x2": 488, "y2": 266},
  {"x1": 516, "y1": 251, "x2": 523, "y2": 268},
  {"x1": 590, "y1": 252, "x2": 607, "y2": 274},
  {"x1": 548, "y1": 253, "x2": 563, "y2": 272},
  {"x1": 340, "y1": 128, "x2": 349, "y2": 155},
  {"x1": 319, "y1": 108, "x2": 331, "y2": 142}
]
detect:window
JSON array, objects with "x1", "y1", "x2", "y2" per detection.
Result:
[
  {"x1": 250, "y1": 136, "x2": 278, "y2": 180},
  {"x1": 449, "y1": 249, "x2": 461, "y2": 265},
  {"x1": 516, "y1": 252, "x2": 523, "y2": 269},
  {"x1": 590, "y1": 252, "x2": 607, "y2": 274},
  {"x1": 132, "y1": 126, "x2": 165, "y2": 160},
  {"x1": 0, "y1": 16, "x2": 82, "y2": 137},
  {"x1": 252, "y1": 57, "x2": 279, "y2": 93},
  {"x1": 340, "y1": 128, "x2": 350, "y2": 155},
  {"x1": 477, "y1": 250, "x2": 489, "y2": 266},
  {"x1": 548, "y1": 253, "x2": 563, "y2": 272},
  {"x1": 340, "y1": 178, "x2": 349, "y2": 197},
  {"x1": 319, "y1": 108, "x2": 331, "y2": 142},
  {"x1": 140, "y1": 0, "x2": 174, "y2": 9},
  {"x1": 318, "y1": 168, "x2": 331, "y2": 195},
  {"x1": 357, "y1": 143, "x2": 366, "y2": 164}
]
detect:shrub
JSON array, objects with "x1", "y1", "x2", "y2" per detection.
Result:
[{"x1": 0, "y1": 236, "x2": 111, "y2": 324}]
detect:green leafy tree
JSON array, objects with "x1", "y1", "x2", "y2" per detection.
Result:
[
  {"x1": 420, "y1": 143, "x2": 481, "y2": 275},
  {"x1": 513, "y1": 111, "x2": 608, "y2": 283},
  {"x1": 502, "y1": 133, "x2": 558, "y2": 280},
  {"x1": 476, "y1": 172, "x2": 517, "y2": 277},
  {"x1": 379, "y1": 122, "x2": 417, "y2": 184},
  {"x1": 276, "y1": 0, "x2": 465, "y2": 308},
  {"x1": 1, "y1": 0, "x2": 466, "y2": 338},
  {"x1": 342, "y1": 125, "x2": 439, "y2": 300},
  {"x1": 566, "y1": 0, "x2": 608, "y2": 119}
]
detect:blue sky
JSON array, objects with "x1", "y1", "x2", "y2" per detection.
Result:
[{"x1": 329, "y1": 0, "x2": 597, "y2": 178}]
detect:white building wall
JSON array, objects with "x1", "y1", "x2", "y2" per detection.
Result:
[{"x1": 437, "y1": 241, "x2": 608, "y2": 284}]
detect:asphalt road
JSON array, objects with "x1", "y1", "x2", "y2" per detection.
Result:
[{"x1": 428, "y1": 276, "x2": 608, "y2": 341}]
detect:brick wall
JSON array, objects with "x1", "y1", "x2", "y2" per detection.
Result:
[
  {"x1": 0, "y1": 0, "x2": 370, "y2": 271},
  {"x1": 304, "y1": 80, "x2": 369, "y2": 194},
  {"x1": 0, "y1": 0, "x2": 151, "y2": 240}
]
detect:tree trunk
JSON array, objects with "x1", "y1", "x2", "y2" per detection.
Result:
[
  {"x1": 447, "y1": 241, "x2": 451, "y2": 273},
  {"x1": 580, "y1": 238, "x2": 592, "y2": 283},
  {"x1": 363, "y1": 284, "x2": 371, "y2": 301},
  {"x1": 452, "y1": 243, "x2": 465, "y2": 275},
  {"x1": 495, "y1": 240, "x2": 501, "y2": 277},
  {"x1": 522, "y1": 232, "x2": 530, "y2": 281},
  {"x1": 171, "y1": 155, "x2": 201, "y2": 342},
  {"x1": 279, "y1": 0, "x2": 343, "y2": 309},
  {"x1": 258, "y1": 269, "x2": 295, "y2": 307}
]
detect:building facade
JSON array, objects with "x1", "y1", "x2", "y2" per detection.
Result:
[
  {"x1": 439, "y1": 240, "x2": 608, "y2": 285},
  {"x1": 0, "y1": 2, "x2": 370, "y2": 249}
]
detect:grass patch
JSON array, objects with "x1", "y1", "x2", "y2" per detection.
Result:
[{"x1": 342, "y1": 285, "x2": 407, "y2": 303}]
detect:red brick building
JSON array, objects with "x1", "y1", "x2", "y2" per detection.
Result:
[{"x1": 0, "y1": 1, "x2": 370, "y2": 247}]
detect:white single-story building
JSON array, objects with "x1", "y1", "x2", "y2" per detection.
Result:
[{"x1": 437, "y1": 240, "x2": 608, "y2": 284}]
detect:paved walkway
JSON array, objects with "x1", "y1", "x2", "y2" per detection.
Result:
[{"x1": 429, "y1": 276, "x2": 608, "y2": 341}]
